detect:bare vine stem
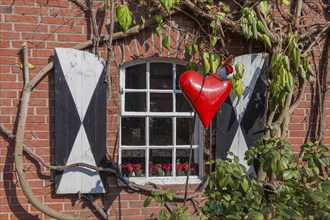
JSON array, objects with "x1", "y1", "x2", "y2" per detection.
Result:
[
  {"x1": 14, "y1": 43, "x2": 82, "y2": 220},
  {"x1": 105, "y1": 0, "x2": 115, "y2": 100},
  {"x1": 22, "y1": 42, "x2": 29, "y2": 84},
  {"x1": 83, "y1": 195, "x2": 108, "y2": 219},
  {"x1": 184, "y1": 112, "x2": 197, "y2": 204}
]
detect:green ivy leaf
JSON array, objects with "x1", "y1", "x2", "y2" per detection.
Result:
[
  {"x1": 235, "y1": 62, "x2": 244, "y2": 78},
  {"x1": 193, "y1": 44, "x2": 199, "y2": 54},
  {"x1": 169, "y1": 213, "x2": 178, "y2": 220},
  {"x1": 226, "y1": 215, "x2": 241, "y2": 220},
  {"x1": 154, "y1": 194, "x2": 162, "y2": 203},
  {"x1": 116, "y1": 5, "x2": 132, "y2": 32},
  {"x1": 165, "y1": 191, "x2": 173, "y2": 201},
  {"x1": 279, "y1": 157, "x2": 289, "y2": 171},
  {"x1": 156, "y1": 26, "x2": 162, "y2": 37},
  {"x1": 209, "y1": 53, "x2": 220, "y2": 74},
  {"x1": 283, "y1": 170, "x2": 294, "y2": 180},
  {"x1": 178, "y1": 213, "x2": 190, "y2": 220},
  {"x1": 219, "y1": 175, "x2": 229, "y2": 188},
  {"x1": 216, "y1": 12, "x2": 226, "y2": 21},
  {"x1": 186, "y1": 62, "x2": 199, "y2": 71},
  {"x1": 162, "y1": 36, "x2": 170, "y2": 52},
  {"x1": 241, "y1": 178, "x2": 249, "y2": 192},
  {"x1": 252, "y1": 19, "x2": 258, "y2": 39},
  {"x1": 248, "y1": 211, "x2": 264, "y2": 220},
  {"x1": 319, "y1": 211, "x2": 330, "y2": 220},
  {"x1": 293, "y1": 48, "x2": 301, "y2": 72},
  {"x1": 299, "y1": 65, "x2": 306, "y2": 79},
  {"x1": 143, "y1": 197, "x2": 153, "y2": 207},
  {"x1": 262, "y1": 34, "x2": 272, "y2": 48},
  {"x1": 202, "y1": 52, "x2": 210, "y2": 74},
  {"x1": 211, "y1": 36, "x2": 218, "y2": 47},
  {"x1": 257, "y1": 21, "x2": 267, "y2": 34},
  {"x1": 20, "y1": 63, "x2": 35, "y2": 69},
  {"x1": 318, "y1": 158, "x2": 328, "y2": 167},
  {"x1": 185, "y1": 43, "x2": 193, "y2": 56},
  {"x1": 259, "y1": 0, "x2": 269, "y2": 17},
  {"x1": 159, "y1": 208, "x2": 168, "y2": 220},
  {"x1": 283, "y1": 55, "x2": 290, "y2": 71},
  {"x1": 321, "y1": 180, "x2": 330, "y2": 192},
  {"x1": 271, "y1": 159, "x2": 278, "y2": 173},
  {"x1": 154, "y1": 14, "x2": 163, "y2": 24},
  {"x1": 310, "y1": 191, "x2": 327, "y2": 203},
  {"x1": 181, "y1": 205, "x2": 189, "y2": 212},
  {"x1": 160, "y1": 0, "x2": 175, "y2": 13},
  {"x1": 234, "y1": 78, "x2": 243, "y2": 99},
  {"x1": 280, "y1": 0, "x2": 290, "y2": 6},
  {"x1": 209, "y1": 21, "x2": 216, "y2": 30}
]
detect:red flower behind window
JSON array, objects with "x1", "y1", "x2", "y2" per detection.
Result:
[
  {"x1": 163, "y1": 164, "x2": 171, "y2": 171},
  {"x1": 176, "y1": 164, "x2": 183, "y2": 171},
  {"x1": 134, "y1": 164, "x2": 141, "y2": 171},
  {"x1": 182, "y1": 163, "x2": 189, "y2": 171},
  {"x1": 149, "y1": 164, "x2": 155, "y2": 172},
  {"x1": 121, "y1": 164, "x2": 127, "y2": 170},
  {"x1": 127, "y1": 164, "x2": 134, "y2": 172},
  {"x1": 155, "y1": 163, "x2": 162, "y2": 170}
]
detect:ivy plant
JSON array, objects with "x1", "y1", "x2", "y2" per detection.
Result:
[
  {"x1": 144, "y1": 190, "x2": 190, "y2": 220},
  {"x1": 203, "y1": 136, "x2": 330, "y2": 219}
]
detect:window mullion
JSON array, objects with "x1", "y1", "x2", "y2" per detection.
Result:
[
  {"x1": 146, "y1": 116, "x2": 149, "y2": 179},
  {"x1": 172, "y1": 117, "x2": 176, "y2": 177},
  {"x1": 147, "y1": 62, "x2": 150, "y2": 112},
  {"x1": 146, "y1": 62, "x2": 150, "y2": 179},
  {"x1": 172, "y1": 63, "x2": 176, "y2": 177},
  {"x1": 121, "y1": 68, "x2": 126, "y2": 113},
  {"x1": 173, "y1": 63, "x2": 176, "y2": 113}
]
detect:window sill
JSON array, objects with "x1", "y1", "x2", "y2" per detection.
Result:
[{"x1": 119, "y1": 176, "x2": 202, "y2": 186}]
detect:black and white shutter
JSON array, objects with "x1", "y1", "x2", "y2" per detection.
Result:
[
  {"x1": 54, "y1": 48, "x2": 107, "y2": 194},
  {"x1": 216, "y1": 53, "x2": 269, "y2": 172}
]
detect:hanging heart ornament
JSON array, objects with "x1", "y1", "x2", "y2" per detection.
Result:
[
  {"x1": 179, "y1": 57, "x2": 234, "y2": 128},
  {"x1": 179, "y1": 71, "x2": 232, "y2": 128}
]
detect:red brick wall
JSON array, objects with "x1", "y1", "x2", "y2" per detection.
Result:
[{"x1": 0, "y1": 0, "x2": 328, "y2": 219}]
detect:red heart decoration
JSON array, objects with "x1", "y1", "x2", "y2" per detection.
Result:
[{"x1": 179, "y1": 70, "x2": 232, "y2": 128}]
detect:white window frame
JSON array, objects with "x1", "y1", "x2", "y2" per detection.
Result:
[{"x1": 119, "y1": 57, "x2": 203, "y2": 185}]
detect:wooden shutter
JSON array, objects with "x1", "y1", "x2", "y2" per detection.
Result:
[
  {"x1": 54, "y1": 48, "x2": 107, "y2": 194},
  {"x1": 216, "y1": 53, "x2": 269, "y2": 173}
]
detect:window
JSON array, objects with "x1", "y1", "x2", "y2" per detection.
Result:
[{"x1": 119, "y1": 58, "x2": 203, "y2": 185}]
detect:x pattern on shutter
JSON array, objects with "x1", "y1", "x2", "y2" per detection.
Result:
[
  {"x1": 54, "y1": 48, "x2": 107, "y2": 194},
  {"x1": 217, "y1": 53, "x2": 269, "y2": 173}
]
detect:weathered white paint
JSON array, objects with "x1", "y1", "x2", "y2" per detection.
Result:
[
  {"x1": 227, "y1": 53, "x2": 269, "y2": 172},
  {"x1": 55, "y1": 48, "x2": 105, "y2": 194},
  {"x1": 55, "y1": 48, "x2": 104, "y2": 120}
]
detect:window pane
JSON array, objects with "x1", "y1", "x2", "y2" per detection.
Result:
[
  {"x1": 149, "y1": 149, "x2": 172, "y2": 177},
  {"x1": 150, "y1": 93, "x2": 173, "y2": 112},
  {"x1": 176, "y1": 149, "x2": 199, "y2": 176},
  {"x1": 176, "y1": 64, "x2": 186, "y2": 90},
  {"x1": 125, "y1": 93, "x2": 146, "y2": 112},
  {"x1": 176, "y1": 93, "x2": 192, "y2": 112},
  {"x1": 125, "y1": 64, "x2": 146, "y2": 89},
  {"x1": 149, "y1": 118, "x2": 172, "y2": 145},
  {"x1": 121, "y1": 117, "x2": 145, "y2": 145},
  {"x1": 150, "y1": 63, "x2": 173, "y2": 89},
  {"x1": 176, "y1": 118, "x2": 193, "y2": 145},
  {"x1": 121, "y1": 150, "x2": 145, "y2": 177}
]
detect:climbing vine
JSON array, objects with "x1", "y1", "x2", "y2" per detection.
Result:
[{"x1": 0, "y1": 0, "x2": 329, "y2": 219}]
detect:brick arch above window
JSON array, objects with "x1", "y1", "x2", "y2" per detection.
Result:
[{"x1": 119, "y1": 58, "x2": 203, "y2": 185}]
